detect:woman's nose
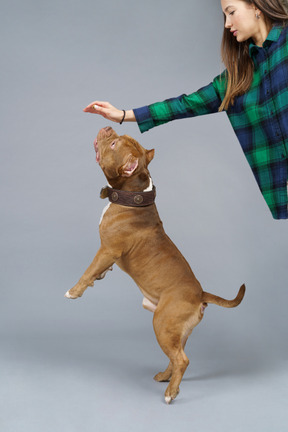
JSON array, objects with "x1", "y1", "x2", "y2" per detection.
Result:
[{"x1": 225, "y1": 16, "x2": 232, "y2": 28}]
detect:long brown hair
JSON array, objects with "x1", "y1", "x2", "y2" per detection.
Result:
[{"x1": 220, "y1": 0, "x2": 288, "y2": 111}]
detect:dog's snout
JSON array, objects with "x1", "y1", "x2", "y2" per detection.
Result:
[{"x1": 97, "y1": 126, "x2": 114, "y2": 141}]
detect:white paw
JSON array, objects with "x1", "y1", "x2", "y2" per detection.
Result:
[
  {"x1": 64, "y1": 290, "x2": 77, "y2": 299},
  {"x1": 165, "y1": 396, "x2": 172, "y2": 404}
]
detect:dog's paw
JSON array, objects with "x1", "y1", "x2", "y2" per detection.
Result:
[
  {"x1": 154, "y1": 363, "x2": 172, "y2": 382},
  {"x1": 165, "y1": 396, "x2": 172, "y2": 404},
  {"x1": 154, "y1": 371, "x2": 171, "y2": 382},
  {"x1": 164, "y1": 387, "x2": 180, "y2": 405},
  {"x1": 64, "y1": 290, "x2": 80, "y2": 299}
]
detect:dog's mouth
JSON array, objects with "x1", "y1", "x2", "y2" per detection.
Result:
[
  {"x1": 94, "y1": 138, "x2": 100, "y2": 163},
  {"x1": 94, "y1": 127, "x2": 115, "y2": 163}
]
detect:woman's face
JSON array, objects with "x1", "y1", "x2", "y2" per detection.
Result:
[{"x1": 221, "y1": 0, "x2": 262, "y2": 43}]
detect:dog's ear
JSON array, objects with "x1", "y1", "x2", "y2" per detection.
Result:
[
  {"x1": 146, "y1": 149, "x2": 155, "y2": 165},
  {"x1": 121, "y1": 155, "x2": 139, "y2": 177}
]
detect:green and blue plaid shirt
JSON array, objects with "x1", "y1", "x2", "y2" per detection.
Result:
[{"x1": 134, "y1": 25, "x2": 288, "y2": 219}]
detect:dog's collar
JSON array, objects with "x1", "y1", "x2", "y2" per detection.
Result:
[{"x1": 100, "y1": 185, "x2": 156, "y2": 207}]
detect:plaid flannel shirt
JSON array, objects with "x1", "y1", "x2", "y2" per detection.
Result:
[{"x1": 133, "y1": 25, "x2": 288, "y2": 219}]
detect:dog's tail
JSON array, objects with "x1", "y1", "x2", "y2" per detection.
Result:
[{"x1": 202, "y1": 284, "x2": 246, "y2": 308}]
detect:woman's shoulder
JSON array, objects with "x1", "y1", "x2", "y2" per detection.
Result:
[
  {"x1": 274, "y1": 23, "x2": 288, "y2": 53},
  {"x1": 281, "y1": 22, "x2": 288, "y2": 33},
  {"x1": 276, "y1": 22, "x2": 288, "y2": 41}
]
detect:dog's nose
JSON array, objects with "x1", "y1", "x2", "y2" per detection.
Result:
[{"x1": 97, "y1": 126, "x2": 113, "y2": 141}]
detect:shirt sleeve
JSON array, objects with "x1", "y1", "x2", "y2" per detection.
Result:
[{"x1": 133, "y1": 75, "x2": 225, "y2": 133}]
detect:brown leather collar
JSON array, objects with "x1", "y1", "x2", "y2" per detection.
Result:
[{"x1": 100, "y1": 185, "x2": 156, "y2": 207}]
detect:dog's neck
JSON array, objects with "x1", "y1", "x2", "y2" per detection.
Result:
[
  {"x1": 106, "y1": 171, "x2": 151, "y2": 192},
  {"x1": 106, "y1": 177, "x2": 153, "y2": 192},
  {"x1": 100, "y1": 175, "x2": 155, "y2": 208}
]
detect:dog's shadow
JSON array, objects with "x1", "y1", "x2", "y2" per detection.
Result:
[
  {"x1": 13, "y1": 329, "x2": 280, "y2": 393},
  {"x1": 184, "y1": 369, "x2": 231, "y2": 382}
]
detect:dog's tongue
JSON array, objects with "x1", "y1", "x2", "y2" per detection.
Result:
[{"x1": 94, "y1": 138, "x2": 100, "y2": 163}]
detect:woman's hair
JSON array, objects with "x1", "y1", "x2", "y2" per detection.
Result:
[{"x1": 220, "y1": 0, "x2": 288, "y2": 111}]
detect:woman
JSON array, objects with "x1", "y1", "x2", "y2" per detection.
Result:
[{"x1": 84, "y1": 0, "x2": 288, "y2": 220}]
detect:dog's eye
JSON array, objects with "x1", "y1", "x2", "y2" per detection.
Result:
[{"x1": 110, "y1": 141, "x2": 116, "y2": 149}]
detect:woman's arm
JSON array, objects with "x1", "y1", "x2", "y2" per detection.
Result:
[
  {"x1": 83, "y1": 101, "x2": 136, "y2": 122},
  {"x1": 134, "y1": 79, "x2": 225, "y2": 133},
  {"x1": 83, "y1": 74, "x2": 226, "y2": 132}
]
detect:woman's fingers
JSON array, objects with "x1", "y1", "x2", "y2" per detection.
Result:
[
  {"x1": 83, "y1": 101, "x2": 109, "y2": 113},
  {"x1": 83, "y1": 100, "x2": 123, "y2": 122}
]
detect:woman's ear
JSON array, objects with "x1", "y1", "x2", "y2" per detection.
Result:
[{"x1": 253, "y1": 5, "x2": 261, "y2": 16}]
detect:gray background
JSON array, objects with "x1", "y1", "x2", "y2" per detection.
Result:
[{"x1": 1, "y1": 0, "x2": 288, "y2": 431}]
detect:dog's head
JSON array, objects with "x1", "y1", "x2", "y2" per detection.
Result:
[{"x1": 94, "y1": 126, "x2": 154, "y2": 188}]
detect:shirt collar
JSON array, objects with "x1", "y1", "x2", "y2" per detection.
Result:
[{"x1": 249, "y1": 24, "x2": 284, "y2": 57}]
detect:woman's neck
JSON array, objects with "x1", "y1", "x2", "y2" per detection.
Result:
[{"x1": 252, "y1": 21, "x2": 273, "y2": 46}]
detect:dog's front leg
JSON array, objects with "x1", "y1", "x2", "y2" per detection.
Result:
[{"x1": 65, "y1": 246, "x2": 116, "y2": 299}]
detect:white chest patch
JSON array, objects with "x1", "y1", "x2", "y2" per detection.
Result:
[
  {"x1": 144, "y1": 177, "x2": 153, "y2": 192},
  {"x1": 99, "y1": 182, "x2": 112, "y2": 226},
  {"x1": 99, "y1": 202, "x2": 111, "y2": 225}
]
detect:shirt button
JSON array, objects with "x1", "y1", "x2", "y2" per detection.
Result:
[{"x1": 266, "y1": 89, "x2": 270, "y2": 95}]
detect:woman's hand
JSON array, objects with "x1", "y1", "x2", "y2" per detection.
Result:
[
  {"x1": 83, "y1": 101, "x2": 135, "y2": 123},
  {"x1": 83, "y1": 101, "x2": 122, "y2": 122}
]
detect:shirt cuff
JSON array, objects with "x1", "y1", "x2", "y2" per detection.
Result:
[{"x1": 133, "y1": 106, "x2": 155, "y2": 133}]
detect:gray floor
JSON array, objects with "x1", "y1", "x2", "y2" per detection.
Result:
[{"x1": 1, "y1": 323, "x2": 288, "y2": 432}]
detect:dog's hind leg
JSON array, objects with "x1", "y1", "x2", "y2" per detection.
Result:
[
  {"x1": 154, "y1": 332, "x2": 190, "y2": 383},
  {"x1": 153, "y1": 301, "x2": 199, "y2": 404}
]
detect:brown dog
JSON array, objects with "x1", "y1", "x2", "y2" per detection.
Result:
[{"x1": 65, "y1": 126, "x2": 245, "y2": 404}]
